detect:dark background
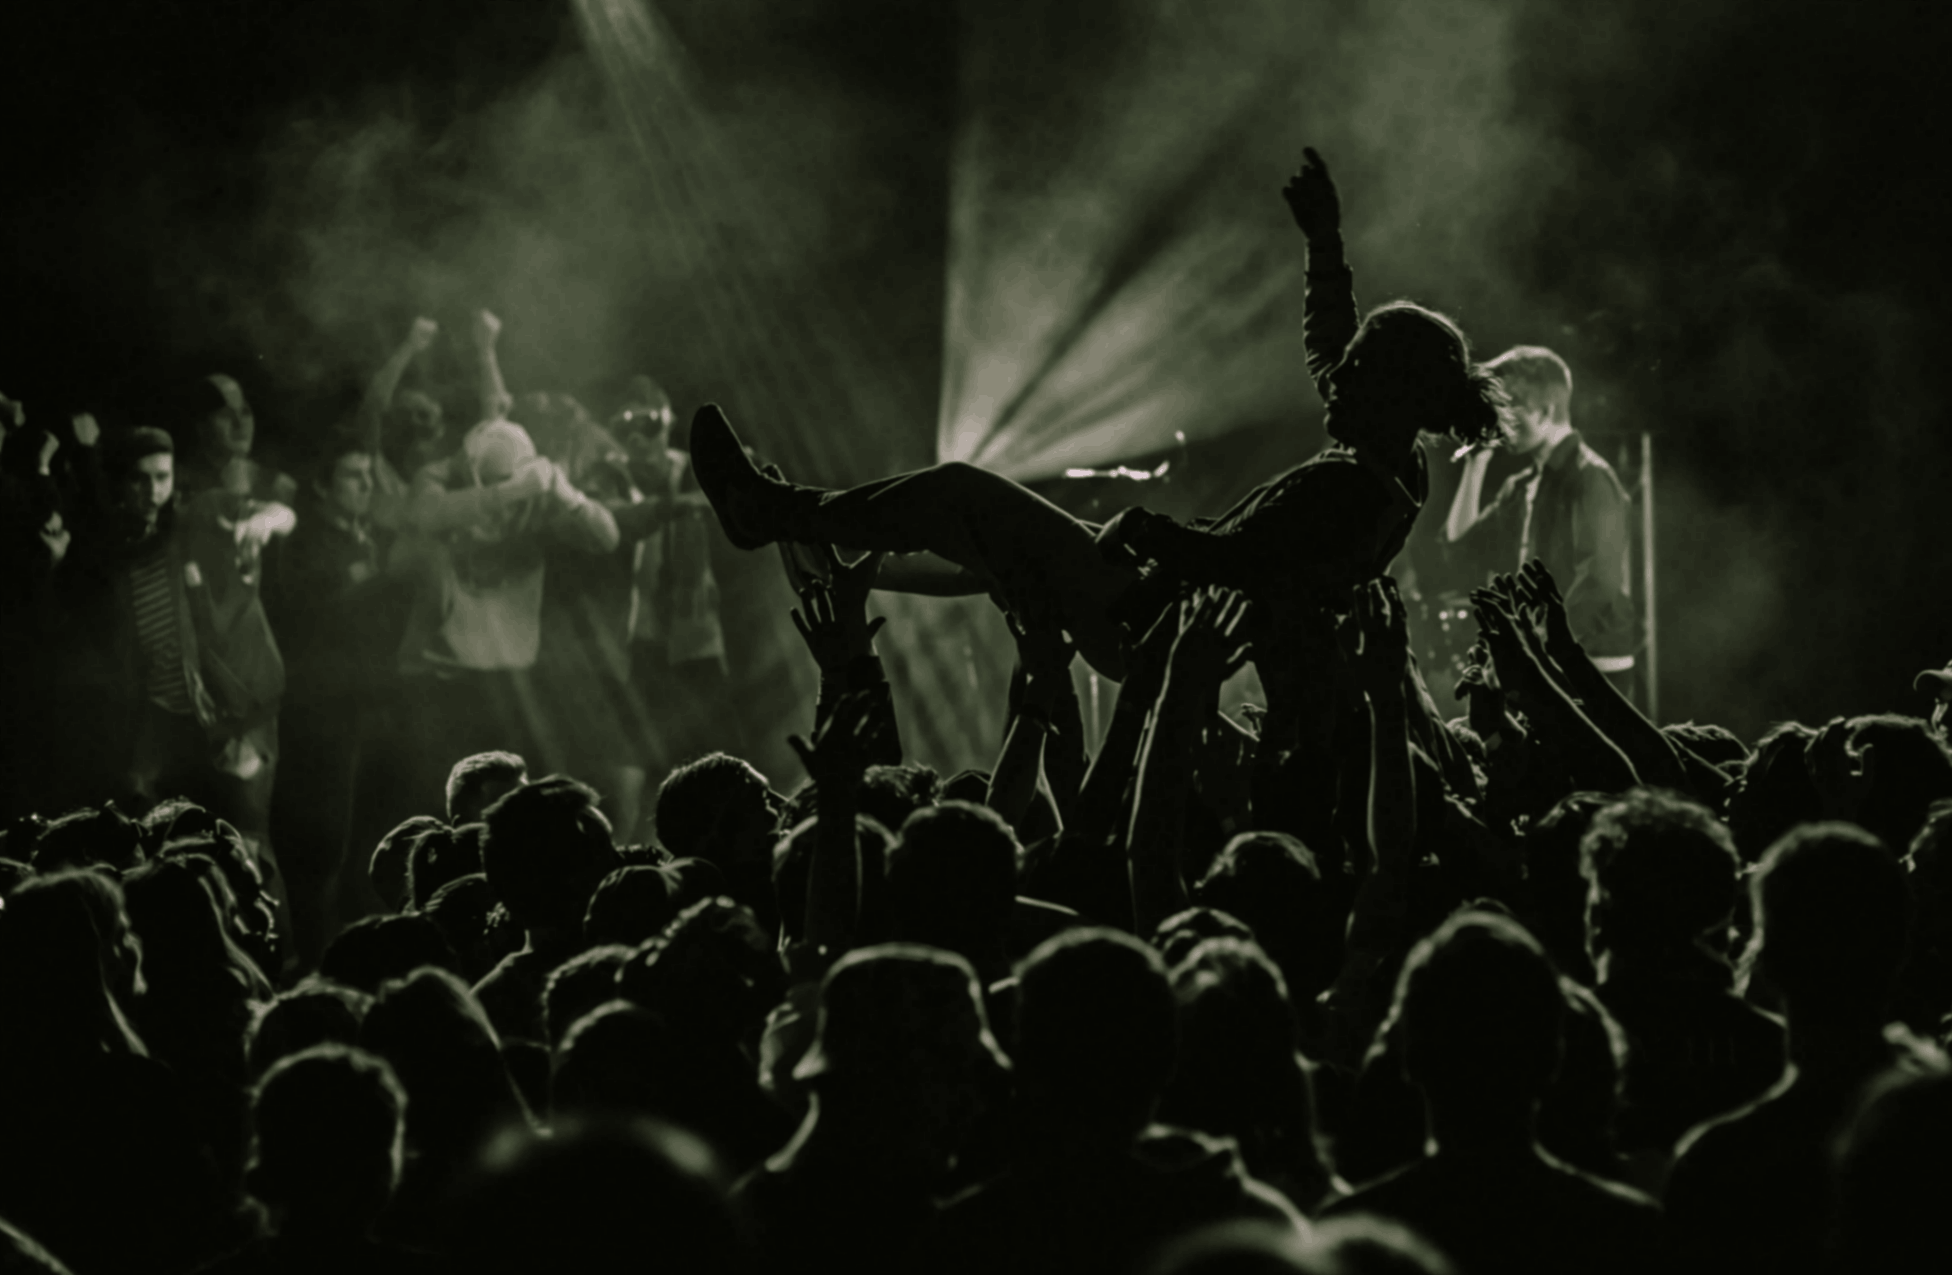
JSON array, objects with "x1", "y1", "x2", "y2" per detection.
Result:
[{"x1": 3, "y1": 0, "x2": 1947, "y2": 776}]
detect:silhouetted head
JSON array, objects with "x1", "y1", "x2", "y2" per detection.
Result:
[
  {"x1": 1834, "y1": 715, "x2": 1952, "y2": 856},
  {"x1": 29, "y1": 805, "x2": 144, "y2": 874},
  {"x1": 481, "y1": 776, "x2": 621, "y2": 936},
  {"x1": 446, "y1": 752, "x2": 529, "y2": 827},
  {"x1": 319, "y1": 913, "x2": 461, "y2": 995},
  {"x1": 1012, "y1": 927, "x2": 1179, "y2": 1145},
  {"x1": 884, "y1": 801, "x2": 1020, "y2": 962},
  {"x1": 1906, "y1": 800, "x2": 1952, "y2": 950},
  {"x1": 1726, "y1": 722, "x2": 1822, "y2": 863},
  {"x1": 543, "y1": 945, "x2": 635, "y2": 1049},
  {"x1": 1195, "y1": 832, "x2": 1333, "y2": 1004},
  {"x1": 583, "y1": 864, "x2": 683, "y2": 949},
  {"x1": 1391, "y1": 911, "x2": 1565, "y2": 1123},
  {"x1": 1744, "y1": 822, "x2": 1909, "y2": 1022},
  {"x1": 405, "y1": 822, "x2": 483, "y2": 912},
  {"x1": 444, "y1": 1114, "x2": 750, "y2": 1275},
  {"x1": 100, "y1": 428, "x2": 175, "y2": 531},
  {"x1": 425, "y1": 873, "x2": 498, "y2": 982},
  {"x1": 656, "y1": 753, "x2": 785, "y2": 871},
  {"x1": 1830, "y1": 1062, "x2": 1952, "y2": 1272},
  {"x1": 385, "y1": 388, "x2": 446, "y2": 474},
  {"x1": 370, "y1": 815, "x2": 446, "y2": 913},
  {"x1": 771, "y1": 815, "x2": 894, "y2": 946},
  {"x1": 360, "y1": 966, "x2": 529, "y2": 1156},
  {"x1": 245, "y1": 1044, "x2": 405, "y2": 1232},
  {"x1": 1482, "y1": 345, "x2": 1572, "y2": 457},
  {"x1": 1143, "y1": 1215, "x2": 1458, "y2": 1275},
  {"x1": 1580, "y1": 788, "x2": 1740, "y2": 966},
  {"x1": 0, "y1": 871, "x2": 149, "y2": 1065},
  {"x1": 1519, "y1": 791, "x2": 1612, "y2": 978},
  {"x1": 246, "y1": 979, "x2": 372, "y2": 1077},
  {"x1": 1152, "y1": 906, "x2": 1258, "y2": 971},
  {"x1": 616, "y1": 898, "x2": 777, "y2": 1049},
  {"x1": 1324, "y1": 302, "x2": 1506, "y2": 454}
]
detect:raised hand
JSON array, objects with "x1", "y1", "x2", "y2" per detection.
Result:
[
  {"x1": 1805, "y1": 716, "x2": 1876, "y2": 821},
  {"x1": 408, "y1": 316, "x2": 440, "y2": 352},
  {"x1": 1517, "y1": 558, "x2": 1579, "y2": 654},
  {"x1": 40, "y1": 512, "x2": 71, "y2": 567},
  {"x1": 472, "y1": 309, "x2": 502, "y2": 349},
  {"x1": 787, "y1": 687, "x2": 885, "y2": 789},
  {"x1": 790, "y1": 547, "x2": 889, "y2": 676},
  {"x1": 1008, "y1": 608, "x2": 1077, "y2": 688},
  {"x1": 1335, "y1": 578, "x2": 1411, "y2": 697},
  {"x1": 1169, "y1": 586, "x2": 1255, "y2": 686},
  {"x1": 70, "y1": 412, "x2": 100, "y2": 448},
  {"x1": 1281, "y1": 146, "x2": 1342, "y2": 240}
]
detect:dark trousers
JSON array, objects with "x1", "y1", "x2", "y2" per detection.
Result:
[{"x1": 783, "y1": 462, "x2": 1134, "y2": 680}]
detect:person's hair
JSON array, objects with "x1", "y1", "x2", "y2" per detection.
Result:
[
  {"x1": 543, "y1": 945, "x2": 635, "y2": 1048},
  {"x1": 1482, "y1": 345, "x2": 1573, "y2": 420},
  {"x1": 1391, "y1": 910, "x2": 1565, "y2": 1106},
  {"x1": 1830, "y1": 1061, "x2": 1952, "y2": 1272},
  {"x1": 305, "y1": 426, "x2": 372, "y2": 493},
  {"x1": 359, "y1": 966, "x2": 531, "y2": 1154},
  {"x1": 583, "y1": 865, "x2": 681, "y2": 949},
  {"x1": 1195, "y1": 831, "x2": 1335, "y2": 1005},
  {"x1": 29, "y1": 804, "x2": 144, "y2": 873},
  {"x1": 0, "y1": 871, "x2": 149, "y2": 1064},
  {"x1": 318, "y1": 913, "x2": 461, "y2": 994},
  {"x1": 425, "y1": 872, "x2": 498, "y2": 981},
  {"x1": 121, "y1": 854, "x2": 266, "y2": 995},
  {"x1": 860, "y1": 763, "x2": 942, "y2": 832},
  {"x1": 370, "y1": 815, "x2": 447, "y2": 913},
  {"x1": 442, "y1": 1114, "x2": 749, "y2": 1275},
  {"x1": 1152, "y1": 906, "x2": 1258, "y2": 971},
  {"x1": 615, "y1": 898, "x2": 777, "y2": 1047},
  {"x1": 655, "y1": 753, "x2": 768, "y2": 861},
  {"x1": 1835, "y1": 715, "x2": 1952, "y2": 856},
  {"x1": 405, "y1": 823, "x2": 483, "y2": 912},
  {"x1": 481, "y1": 776, "x2": 621, "y2": 933},
  {"x1": 1161, "y1": 937, "x2": 1322, "y2": 1183},
  {"x1": 1519, "y1": 791, "x2": 1614, "y2": 978},
  {"x1": 1349, "y1": 301, "x2": 1509, "y2": 447},
  {"x1": 446, "y1": 752, "x2": 529, "y2": 826},
  {"x1": 1580, "y1": 788, "x2": 1740, "y2": 950},
  {"x1": 1142, "y1": 1216, "x2": 1458, "y2": 1275},
  {"x1": 98, "y1": 426, "x2": 175, "y2": 477},
  {"x1": 246, "y1": 980, "x2": 372, "y2": 1077},
  {"x1": 1012, "y1": 927, "x2": 1179, "y2": 1138},
  {"x1": 1745, "y1": 822, "x2": 1910, "y2": 1015},
  {"x1": 245, "y1": 1044, "x2": 406, "y2": 1221},
  {"x1": 1726, "y1": 722, "x2": 1822, "y2": 863},
  {"x1": 771, "y1": 815, "x2": 894, "y2": 944},
  {"x1": 884, "y1": 801, "x2": 1019, "y2": 949}
]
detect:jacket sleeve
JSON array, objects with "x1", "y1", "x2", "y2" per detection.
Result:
[
  {"x1": 1302, "y1": 232, "x2": 1360, "y2": 397},
  {"x1": 1561, "y1": 461, "x2": 1635, "y2": 654}
]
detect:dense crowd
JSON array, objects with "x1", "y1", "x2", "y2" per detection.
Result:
[{"x1": 2, "y1": 150, "x2": 1950, "y2": 1275}]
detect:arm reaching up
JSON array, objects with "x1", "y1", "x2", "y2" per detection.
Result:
[
  {"x1": 786, "y1": 688, "x2": 887, "y2": 961},
  {"x1": 1283, "y1": 147, "x2": 1360, "y2": 393},
  {"x1": 987, "y1": 612, "x2": 1076, "y2": 835},
  {"x1": 788, "y1": 545, "x2": 901, "y2": 765},
  {"x1": 357, "y1": 316, "x2": 439, "y2": 453},
  {"x1": 473, "y1": 309, "x2": 513, "y2": 422}
]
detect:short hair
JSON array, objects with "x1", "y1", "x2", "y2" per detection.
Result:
[
  {"x1": 29, "y1": 805, "x2": 144, "y2": 873},
  {"x1": 1483, "y1": 345, "x2": 1574, "y2": 418},
  {"x1": 447, "y1": 752, "x2": 529, "y2": 825},
  {"x1": 655, "y1": 753, "x2": 766, "y2": 861},
  {"x1": 1349, "y1": 301, "x2": 1509, "y2": 447},
  {"x1": 1012, "y1": 928, "x2": 1178, "y2": 1127},
  {"x1": 370, "y1": 815, "x2": 446, "y2": 913},
  {"x1": 1195, "y1": 831, "x2": 1334, "y2": 1003},
  {"x1": 424, "y1": 873, "x2": 497, "y2": 979},
  {"x1": 1393, "y1": 910, "x2": 1565, "y2": 1102},
  {"x1": 306, "y1": 426, "x2": 372, "y2": 492},
  {"x1": 1836, "y1": 715, "x2": 1952, "y2": 856},
  {"x1": 319, "y1": 913, "x2": 461, "y2": 994},
  {"x1": 481, "y1": 776, "x2": 621, "y2": 933},
  {"x1": 860, "y1": 763, "x2": 943, "y2": 833},
  {"x1": 885, "y1": 801, "x2": 1020, "y2": 943},
  {"x1": 1151, "y1": 906, "x2": 1258, "y2": 971},
  {"x1": 543, "y1": 945, "x2": 635, "y2": 1048},
  {"x1": 1580, "y1": 788, "x2": 1741, "y2": 944},
  {"x1": 1726, "y1": 722, "x2": 1823, "y2": 863},
  {"x1": 583, "y1": 865, "x2": 682, "y2": 949},
  {"x1": 405, "y1": 823, "x2": 483, "y2": 913},
  {"x1": 99, "y1": 426, "x2": 175, "y2": 476},
  {"x1": 246, "y1": 1044, "x2": 406, "y2": 1212},
  {"x1": 615, "y1": 897, "x2": 777, "y2": 1046},
  {"x1": 1749, "y1": 822, "x2": 1909, "y2": 1009},
  {"x1": 246, "y1": 980, "x2": 372, "y2": 1077}
]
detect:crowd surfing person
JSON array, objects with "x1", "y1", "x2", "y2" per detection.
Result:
[{"x1": 3, "y1": 149, "x2": 1952, "y2": 1275}]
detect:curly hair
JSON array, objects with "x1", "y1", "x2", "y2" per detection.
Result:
[{"x1": 1351, "y1": 300, "x2": 1511, "y2": 448}]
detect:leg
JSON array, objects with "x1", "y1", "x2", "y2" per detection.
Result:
[{"x1": 693, "y1": 407, "x2": 1135, "y2": 679}]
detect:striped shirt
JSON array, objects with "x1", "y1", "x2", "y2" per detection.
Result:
[{"x1": 129, "y1": 551, "x2": 194, "y2": 714}]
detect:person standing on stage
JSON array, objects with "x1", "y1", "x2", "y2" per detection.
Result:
[{"x1": 1443, "y1": 346, "x2": 1639, "y2": 702}]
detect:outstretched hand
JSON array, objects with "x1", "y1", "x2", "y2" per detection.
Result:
[
  {"x1": 408, "y1": 316, "x2": 440, "y2": 352},
  {"x1": 787, "y1": 687, "x2": 886, "y2": 789},
  {"x1": 1515, "y1": 558, "x2": 1580, "y2": 656},
  {"x1": 789, "y1": 547, "x2": 888, "y2": 675},
  {"x1": 1168, "y1": 586, "x2": 1255, "y2": 686},
  {"x1": 1008, "y1": 608, "x2": 1077, "y2": 687},
  {"x1": 1282, "y1": 146, "x2": 1342, "y2": 240},
  {"x1": 1335, "y1": 577, "x2": 1413, "y2": 699}
]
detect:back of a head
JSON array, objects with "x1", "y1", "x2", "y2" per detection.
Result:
[
  {"x1": 544, "y1": 945, "x2": 635, "y2": 1048},
  {"x1": 771, "y1": 815, "x2": 893, "y2": 945},
  {"x1": 1580, "y1": 788, "x2": 1740, "y2": 955},
  {"x1": 655, "y1": 753, "x2": 763, "y2": 862},
  {"x1": 616, "y1": 898, "x2": 775, "y2": 1047},
  {"x1": 1153, "y1": 906, "x2": 1258, "y2": 971},
  {"x1": 1163, "y1": 937, "x2": 1310, "y2": 1148},
  {"x1": 30, "y1": 805, "x2": 143, "y2": 875},
  {"x1": 1830, "y1": 1061, "x2": 1952, "y2": 1271},
  {"x1": 1727, "y1": 722, "x2": 1822, "y2": 863},
  {"x1": 583, "y1": 865, "x2": 681, "y2": 948},
  {"x1": 425, "y1": 873, "x2": 498, "y2": 980},
  {"x1": 319, "y1": 912, "x2": 460, "y2": 994},
  {"x1": 120, "y1": 855, "x2": 230, "y2": 974},
  {"x1": 444, "y1": 1114, "x2": 750, "y2": 1275},
  {"x1": 1750, "y1": 822, "x2": 1909, "y2": 1014},
  {"x1": 247, "y1": 980, "x2": 372, "y2": 1077},
  {"x1": 1840, "y1": 715, "x2": 1952, "y2": 856},
  {"x1": 0, "y1": 873, "x2": 145, "y2": 1062},
  {"x1": 447, "y1": 752, "x2": 528, "y2": 827},
  {"x1": 481, "y1": 776, "x2": 621, "y2": 934},
  {"x1": 371, "y1": 815, "x2": 447, "y2": 914},
  {"x1": 1143, "y1": 1217, "x2": 1456, "y2": 1275},
  {"x1": 885, "y1": 801, "x2": 1020, "y2": 947},
  {"x1": 361, "y1": 966, "x2": 525, "y2": 1151},
  {"x1": 859, "y1": 762, "x2": 942, "y2": 834},
  {"x1": 247, "y1": 1044, "x2": 405, "y2": 1223},
  {"x1": 1394, "y1": 910, "x2": 1565, "y2": 1107},
  {"x1": 552, "y1": 1001, "x2": 675, "y2": 1116},
  {"x1": 1353, "y1": 301, "x2": 1506, "y2": 447},
  {"x1": 405, "y1": 823, "x2": 483, "y2": 913},
  {"x1": 1196, "y1": 832, "x2": 1330, "y2": 998},
  {"x1": 793, "y1": 943, "x2": 1011, "y2": 1096},
  {"x1": 1013, "y1": 927, "x2": 1178, "y2": 1132}
]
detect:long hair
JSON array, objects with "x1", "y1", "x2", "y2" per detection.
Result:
[{"x1": 1352, "y1": 300, "x2": 1510, "y2": 447}]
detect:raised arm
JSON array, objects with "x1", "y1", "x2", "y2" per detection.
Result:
[
  {"x1": 356, "y1": 317, "x2": 439, "y2": 454},
  {"x1": 1444, "y1": 448, "x2": 1499, "y2": 543},
  {"x1": 473, "y1": 309, "x2": 513, "y2": 422},
  {"x1": 1283, "y1": 147, "x2": 1360, "y2": 395},
  {"x1": 987, "y1": 613, "x2": 1076, "y2": 835},
  {"x1": 787, "y1": 545, "x2": 903, "y2": 766},
  {"x1": 787, "y1": 688, "x2": 884, "y2": 961}
]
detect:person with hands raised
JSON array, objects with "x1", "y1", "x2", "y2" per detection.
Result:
[
  {"x1": 353, "y1": 314, "x2": 447, "y2": 530},
  {"x1": 987, "y1": 611, "x2": 1078, "y2": 838},
  {"x1": 787, "y1": 544, "x2": 903, "y2": 769},
  {"x1": 785, "y1": 687, "x2": 893, "y2": 970}
]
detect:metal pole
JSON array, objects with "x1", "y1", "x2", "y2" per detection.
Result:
[{"x1": 1640, "y1": 432, "x2": 1659, "y2": 723}]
